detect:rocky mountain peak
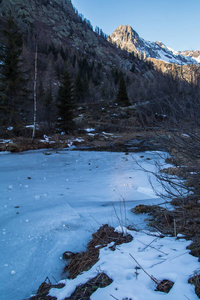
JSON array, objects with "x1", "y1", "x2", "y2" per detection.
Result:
[
  {"x1": 115, "y1": 25, "x2": 139, "y2": 37},
  {"x1": 108, "y1": 25, "x2": 140, "y2": 54}
]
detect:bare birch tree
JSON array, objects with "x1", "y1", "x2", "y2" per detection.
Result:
[{"x1": 32, "y1": 43, "x2": 38, "y2": 143}]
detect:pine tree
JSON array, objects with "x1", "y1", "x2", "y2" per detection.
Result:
[
  {"x1": 57, "y1": 68, "x2": 75, "y2": 133},
  {"x1": 74, "y1": 71, "x2": 89, "y2": 102},
  {"x1": 0, "y1": 12, "x2": 29, "y2": 131},
  {"x1": 116, "y1": 75, "x2": 130, "y2": 107},
  {"x1": 44, "y1": 87, "x2": 54, "y2": 130}
]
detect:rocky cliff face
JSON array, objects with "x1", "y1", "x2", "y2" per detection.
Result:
[
  {"x1": 108, "y1": 25, "x2": 199, "y2": 66},
  {"x1": 0, "y1": 0, "x2": 74, "y2": 37}
]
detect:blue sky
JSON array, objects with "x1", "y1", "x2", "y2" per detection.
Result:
[{"x1": 71, "y1": 0, "x2": 200, "y2": 51}]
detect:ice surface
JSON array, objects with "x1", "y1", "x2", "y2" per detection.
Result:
[{"x1": 0, "y1": 149, "x2": 194, "y2": 300}]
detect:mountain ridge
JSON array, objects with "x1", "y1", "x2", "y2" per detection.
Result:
[{"x1": 108, "y1": 25, "x2": 200, "y2": 66}]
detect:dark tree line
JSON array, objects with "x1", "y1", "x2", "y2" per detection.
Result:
[
  {"x1": 116, "y1": 75, "x2": 130, "y2": 107},
  {"x1": 0, "y1": 12, "x2": 29, "y2": 133},
  {"x1": 95, "y1": 26, "x2": 108, "y2": 40},
  {"x1": 57, "y1": 68, "x2": 75, "y2": 133}
]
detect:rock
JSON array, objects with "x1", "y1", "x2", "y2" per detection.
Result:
[
  {"x1": 63, "y1": 251, "x2": 76, "y2": 260},
  {"x1": 5, "y1": 143, "x2": 20, "y2": 152}
]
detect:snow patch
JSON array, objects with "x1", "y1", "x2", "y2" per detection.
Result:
[
  {"x1": 85, "y1": 128, "x2": 95, "y2": 132},
  {"x1": 50, "y1": 228, "x2": 200, "y2": 300},
  {"x1": 0, "y1": 139, "x2": 13, "y2": 144}
]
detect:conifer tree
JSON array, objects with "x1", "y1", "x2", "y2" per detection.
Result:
[
  {"x1": 0, "y1": 12, "x2": 29, "y2": 131},
  {"x1": 74, "y1": 71, "x2": 89, "y2": 102},
  {"x1": 57, "y1": 68, "x2": 75, "y2": 133},
  {"x1": 44, "y1": 87, "x2": 54, "y2": 130},
  {"x1": 116, "y1": 75, "x2": 130, "y2": 107}
]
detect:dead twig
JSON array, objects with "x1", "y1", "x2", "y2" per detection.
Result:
[
  {"x1": 137, "y1": 239, "x2": 168, "y2": 255},
  {"x1": 129, "y1": 254, "x2": 159, "y2": 284},
  {"x1": 110, "y1": 294, "x2": 120, "y2": 300},
  {"x1": 139, "y1": 237, "x2": 158, "y2": 252}
]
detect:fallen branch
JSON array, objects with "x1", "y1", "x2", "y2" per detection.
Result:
[
  {"x1": 110, "y1": 294, "x2": 119, "y2": 300},
  {"x1": 137, "y1": 239, "x2": 168, "y2": 255},
  {"x1": 129, "y1": 254, "x2": 159, "y2": 284}
]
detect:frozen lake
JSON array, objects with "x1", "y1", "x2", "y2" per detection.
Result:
[{"x1": 0, "y1": 149, "x2": 167, "y2": 300}]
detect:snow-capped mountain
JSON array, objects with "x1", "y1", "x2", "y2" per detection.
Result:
[
  {"x1": 108, "y1": 25, "x2": 199, "y2": 65},
  {"x1": 179, "y1": 50, "x2": 200, "y2": 64}
]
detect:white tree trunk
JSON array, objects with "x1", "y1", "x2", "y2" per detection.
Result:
[{"x1": 32, "y1": 44, "x2": 38, "y2": 143}]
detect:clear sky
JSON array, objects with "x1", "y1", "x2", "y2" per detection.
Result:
[{"x1": 71, "y1": 0, "x2": 200, "y2": 51}]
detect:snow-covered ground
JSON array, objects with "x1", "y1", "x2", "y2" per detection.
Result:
[
  {"x1": 0, "y1": 150, "x2": 199, "y2": 300},
  {"x1": 51, "y1": 227, "x2": 199, "y2": 300}
]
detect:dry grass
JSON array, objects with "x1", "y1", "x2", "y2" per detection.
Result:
[
  {"x1": 64, "y1": 272, "x2": 113, "y2": 300},
  {"x1": 133, "y1": 202, "x2": 200, "y2": 239},
  {"x1": 65, "y1": 250, "x2": 99, "y2": 279},
  {"x1": 29, "y1": 279, "x2": 64, "y2": 300},
  {"x1": 189, "y1": 273, "x2": 200, "y2": 298},
  {"x1": 64, "y1": 224, "x2": 133, "y2": 279}
]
